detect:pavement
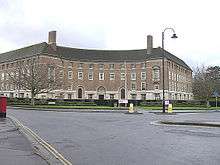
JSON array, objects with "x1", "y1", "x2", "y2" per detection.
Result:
[{"x1": 0, "y1": 117, "x2": 47, "y2": 165}]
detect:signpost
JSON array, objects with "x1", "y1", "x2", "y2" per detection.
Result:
[{"x1": 213, "y1": 91, "x2": 219, "y2": 108}]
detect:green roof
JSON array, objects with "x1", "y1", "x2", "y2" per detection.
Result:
[{"x1": 0, "y1": 42, "x2": 191, "y2": 70}]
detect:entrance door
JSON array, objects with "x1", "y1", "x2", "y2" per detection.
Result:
[
  {"x1": 78, "y1": 88, "x2": 82, "y2": 99},
  {"x1": 98, "y1": 95, "x2": 104, "y2": 100},
  {"x1": 121, "y1": 89, "x2": 125, "y2": 99}
]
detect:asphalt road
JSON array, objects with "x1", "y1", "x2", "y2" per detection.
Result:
[{"x1": 8, "y1": 109, "x2": 220, "y2": 165}]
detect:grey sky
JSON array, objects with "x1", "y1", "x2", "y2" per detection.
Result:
[{"x1": 0, "y1": 0, "x2": 220, "y2": 67}]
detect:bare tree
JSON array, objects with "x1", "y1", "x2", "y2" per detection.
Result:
[
  {"x1": 8, "y1": 57, "x2": 64, "y2": 106},
  {"x1": 192, "y1": 65, "x2": 215, "y2": 106},
  {"x1": 206, "y1": 66, "x2": 220, "y2": 94}
]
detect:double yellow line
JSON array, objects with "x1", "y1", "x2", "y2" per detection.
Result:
[{"x1": 8, "y1": 115, "x2": 72, "y2": 165}]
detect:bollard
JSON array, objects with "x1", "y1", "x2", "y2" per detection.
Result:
[
  {"x1": 0, "y1": 96, "x2": 7, "y2": 118},
  {"x1": 168, "y1": 104, "x2": 173, "y2": 113},
  {"x1": 128, "y1": 103, "x2": 134, "y2": 113}
]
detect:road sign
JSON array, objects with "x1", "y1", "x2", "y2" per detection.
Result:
[
  {"x1": 165, "y1": 100, "x2": 170, "y2": 106},
  {"x1": 118, "y1": 99, "x2": 128, "y2": 104}
]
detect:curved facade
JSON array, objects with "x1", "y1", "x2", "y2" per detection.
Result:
[{"x1": 0, "y1": 31, "x2": 193, "y2": 100}]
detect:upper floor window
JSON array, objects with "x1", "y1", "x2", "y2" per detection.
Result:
[
  {"x1": 109, "y1": 64, "x2": 115, "y2": 70},
  {"x1": 131, "y1": 72, "x2": 136, "y2": 80},
  {"x1": 141, "y1": 72, "x2": 146, "y2": 80},
  {"x1": 88, "y1": 71, "x2": 93, "y2": 80},
  {"x1": 68, "y1": 70, "x2": 73, "y2": 79},
  {"x1": 59, "y1": 70, "x2": 64, "y2": 79},
  {"x1": 121, "y1": 72, "x2": 125, "y2": 80},
  {"x1": 1, "y1": 73, "x2": 4, "y2": 80},
  {"x1": 120, "y1": 64, "x2": 125, "y2": 70},
  {"x1": 110, "y1": 72, "x2": 115, "y2": 80},
  {"x1": 48, "y1": 66, "x2": 55, "y2": 80},
  {"x1": 99, "y1": 72, "x2": 104, "y2": 80},
  {"x1": 141, "y1": 62, "x2": 146, "y2": 69},
  {"x1": 99, "y1": 64, "x2": 104, "y2": 70},
  {"x1": 131, "y1": 63, "x2": 136, "y2": 69},
  {"x1": 78, "y1": 63, "x2": 83, "y2": 69},
  {"x1": 152, "y1": 66, "x2": 160, "y2": 81},
  {"x1": 89, "y1": 64, "x2": 94, "y2": 69},
  {"x1": 78, "y1": 71, "x2": 83, "y2": 80}
]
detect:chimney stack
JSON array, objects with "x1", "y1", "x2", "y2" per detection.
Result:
[
  {"x1": 48, "y1": 31, "x2": 57, "y2": 51},
  {"x1": 147, "y1": 35, "x2": 153, "y2": 54}
]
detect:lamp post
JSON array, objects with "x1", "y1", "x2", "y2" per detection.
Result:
[{"x1": 162, "y1": 28, "x2": 178, "y2": 113}]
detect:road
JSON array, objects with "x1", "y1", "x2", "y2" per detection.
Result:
[{"x1": 8, "y1": 108, "x2": 220, "y2": 165}]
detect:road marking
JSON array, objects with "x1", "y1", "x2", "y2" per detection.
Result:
[{"x1": 8, "y1": 115, "x2": 72, "y2": 165}]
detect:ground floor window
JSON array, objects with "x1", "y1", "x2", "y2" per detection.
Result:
[
  {"x1": 110, "y1": 94, "x2": 114, "y2": 99},
  {"x1": 131, "y1": 94, "x2": 137, "y2": 100},
  {"x1": 88, "y1": 94, "x2": 93, "y2": 99},
  {"x1": 154, "y1": 93, "x2": 160, "y2": 100},
  {"x1": 141, "y1": 94, "x2": 146, "y2": 100},
  {"x1": 68, "y1": 94, "x2": 72, "y2": 99}
]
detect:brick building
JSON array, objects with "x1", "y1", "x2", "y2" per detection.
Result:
[{"x1": 0, "y1": 31, "x2": 193, "y2": 100}]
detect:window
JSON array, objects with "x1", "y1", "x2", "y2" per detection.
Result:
[
  {"x1": 89, "y1": 64, "x2": 94, "y2": 69},
  {"x1": 68, "y1": 70, "x2": 73, "y2": 79},
  {"x1": 67, "y1": 85, "x2": 72, "y2": 90},
  {"x1": 141, "y1": 62, "x2": 146, "y2": 69},
  {"x1": 141, "y1": 94, "x2": 146, "y2": 100},
  {"x1": 110, "y1": 72, "x2": 115, "y2": 80},
  {"x1": 169, "y1": 71, "x2": 171, "y2": 80},
  {"x1": 109, "y1": 64, "x2": 115, "y2": 70},
  {"x1": 88, "y1": 94, "x2": 93, "y2": 99},
  {"x1": 6, "y1": 73, "x2": 9, "y2": 80},
  {"x1": 110, "y1": 94, "x2": 114, "y2": 99},
  {"x1": 131, "y1": 83, "x2": 136, "y2": 91},
  {"x1": 141, "y1": 72, "x2": 146, "y2": 80},
  {"x1": 152, "y1": 66, "x2": 160, "y2": 81},
  {"x1": 78, "y1": 71, "x2": 83, "y2": 80},
  {"x1": 88, "y1": 72, "x2": 93, "y2": 80},
  {"x1": 78, "y1": 63, "x2": 83, "y2": 69},
  {"x1": 131, "y1": 63, "x2": 136, "y2": 69},
  {"x1": 141, "y1": 82, "x2": 146, "y2": 90},
  {"x1": 48, "y1": 66, "x2": 55, "y2": 80},
  {"x1": 155, "y1": 93, "x2": 160, "y2": 100},
  {"x1": 131, "y1": 72, "x2": 136, "y2": 80},
  {"x1": 121, "y1": 72, "x2": 125, "y2": 80},
  {"x1": 131, "y1": 94, "x2": 137, "y2": 100},
  {"x1": 1, "y1": 73, "x2": 4, "y2": 80},
  {"x1": 99, "y1": 73, "x2": 104, "y2": 80},
  {"x1": 120, "y1": 64, "x2": 125, "y2": 70},
  {"x1": 154, "y1": 85, "x2": 159, "y2": 90},
  {"x1": 99, "y1": 64, "x2": 104, "y2": 70},
  {"x1": 68, "y1": 94, "x2": 72, "y2": 99},
  {"x1": 59, "y1": 70, "x2": 64, "y2": 79}
]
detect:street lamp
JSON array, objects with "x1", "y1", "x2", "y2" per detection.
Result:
[{"x1": 162, "y1": 28, "x2": 178, "y2": 113}]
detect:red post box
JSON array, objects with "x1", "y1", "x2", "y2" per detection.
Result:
[{"x1": 0, "y1": 96, "x2": 7, "y2": 118}]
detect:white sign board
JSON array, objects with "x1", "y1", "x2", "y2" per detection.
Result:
[
  {"x1": 118, "y1": 99, "x2": 128, "y2": 104},
  {"x1": 165, "y1": 100, "x2": 170, "y2": 105}
]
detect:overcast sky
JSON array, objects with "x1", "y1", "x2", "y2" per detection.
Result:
[{"x1": 0, "y1": 0, "x2": 220, "y2": 68}]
